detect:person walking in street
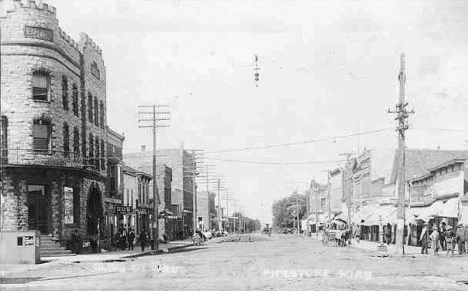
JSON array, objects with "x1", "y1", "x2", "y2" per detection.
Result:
[
  {"x1": 128, "y1": 228, "x2": 135, "y2": 250},
  {"x1": 419, "y1": 224, "x2": 429, "y2": 255},
  {"x1": 430, "y1": 226, "x2": 441, "y2": 256},
  {"x1": 384, "y1": 223, "x2": 392, "y2": 246},
  {"x1": 140, "y1": 230, "x2": 148, "y2": 252},
  {"x1": 444, "y1": 225, "x2": 456, "y2": 256},
  {"x1": 71, "y1": 229, "x2": 80, "y2": 254},
  {"x1": 456, "y1": 223, "x2": 466, "y2": 255},
  {"x1": 354, "y1": 222, "x2": 362, "y2": 244}
]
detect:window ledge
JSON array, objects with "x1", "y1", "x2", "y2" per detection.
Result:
[{"x1": 33, "y1": 99, "x2": 51, "y2": 104}]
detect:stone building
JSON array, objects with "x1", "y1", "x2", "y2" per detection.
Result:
[
  {"x1": 124, "y1": 145, "x2": 196, "y2": 238},
  {"x1": 0, "y1": 0, "x2": 109, "y2": 245}
]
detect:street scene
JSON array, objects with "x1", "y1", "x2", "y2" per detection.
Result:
[
  {"x1": 2, "y1": 235, "x2": 468, "y2": 290},
  {"x1": 2, "y1": 0, "x2": 468, "y2": 290}
]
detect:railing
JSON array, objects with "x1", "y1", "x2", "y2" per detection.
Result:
[{"x1": 1, "y1": 147, "x2": 106, "y2": 173}]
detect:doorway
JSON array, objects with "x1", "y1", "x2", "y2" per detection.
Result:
[{"x1": 27, "y1": 185, "x2": 49, "y2": 235}]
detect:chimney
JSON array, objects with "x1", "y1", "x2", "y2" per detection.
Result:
[{"x1": 141, "y1": 145, "x2": 146, "y2": 152}]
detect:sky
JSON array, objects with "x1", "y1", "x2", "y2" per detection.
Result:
[{"x1": 12, "y1": 0, "x2": 468, "y2": 224}]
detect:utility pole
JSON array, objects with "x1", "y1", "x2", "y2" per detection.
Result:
[
  {"x1": 340, "y1": 152, "x2": 354, "y2": 226},
  {"x1": 311, "y1": 181, "x2": 319, "y2": 238},
  {"x1": 388, "y1": 53, "x2": 414, "y2": 255},
  {"x1": 217, "y1": 179, "x2": 221, "y2": 231},
  {"x1": 296, "y1": 193, "x2": 300, "y2": 236},
  {"x1": 138, "y1": 104, "x2": 170, "y2": 252},
  {"x1": 0, "y1": 27, "x2": 3, "y2": 230}
]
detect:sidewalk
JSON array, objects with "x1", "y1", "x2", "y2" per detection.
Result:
[
  {"x1": 348, "y1": 239, "x2": 422, "y2": 256},
  {"x1": 41, "y1": 239, "x2": 193, "y2": 263}
]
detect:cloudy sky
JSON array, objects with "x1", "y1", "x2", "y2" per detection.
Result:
[{"x1": 20, "y1": 0, "x2": 468, "y2": 222}]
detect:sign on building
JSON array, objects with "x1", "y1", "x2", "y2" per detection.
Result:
[{"x1": 64, "y1": 187, "x2": 74, "y2": 224}]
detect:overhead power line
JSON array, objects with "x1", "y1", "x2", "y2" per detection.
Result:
[
  {"x1": 203, "y1": 158, "x2": 347, "y2": 165},
  {"x1": 204, "y1": 127, "x2": 394, "y2": 154}
]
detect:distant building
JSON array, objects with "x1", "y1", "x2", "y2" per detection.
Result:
[
  {"x1": 124, "y1": 145, "x2": 196, "y2": 238},
  {"x1": 197, "y1": 191, "x2": 217, "y2": 231}
]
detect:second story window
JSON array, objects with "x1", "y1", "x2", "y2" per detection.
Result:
[
  {"x1": 100, "y1": 101, "x2": 105, "y2": 128},
  {"x1": 32, "y1": 71, "x2": 50, "y2": 101},
  {"x1": 63, "y1": 122, "x2": 69, "y2": 157},
  {"x1": 94, "y1": 97, "x2": 99, "y2": 127},
  {"x1": 72, "y1": 84, "x2": 79, "y2": 117},
  {"x1": 89, "y1": 133, "x2": 94, "y2": 164},
  {"x1": 73, "y1": 127, "x2": 80, "y2": 159},
  {"x1": 100, "y1": 139, "x2": 105, "y2": 170},
  {"x1": 88, "y1": 93, "x2": 93, "y2": 124},
  {"x1": 33, "y1": 119, "x2": 51, "y2": 153},
  {"x1": 62, "y1": 76, "x2": 69, "y2": 110}
]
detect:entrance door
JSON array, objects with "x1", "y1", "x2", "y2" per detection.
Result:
[{"x1": 28, "y1": 194, "x2": 49, "y2": 234}]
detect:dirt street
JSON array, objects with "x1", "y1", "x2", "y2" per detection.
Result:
[{"x1": 2, "y1": 234, "x2": 468, "y2": 290}]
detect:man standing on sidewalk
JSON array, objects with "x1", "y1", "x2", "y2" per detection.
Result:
[
  {"x1": 419, "y1": 224, "x2": 429, "y2": 255},
  {"x1": 430, "y1": 226, "x2": 441, "y2": 256},
  {"x1": 456, "y1": 224, "x2": 466, "y2": 255},
  {"x1": 128, "y1": 228, "x2": 135, "y2": 250}
]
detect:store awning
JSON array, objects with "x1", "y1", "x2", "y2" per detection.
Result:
[
  {"x1": 361, "y1": 205, "x2": 397, "y2": 226},
  {"x1": 412, "y1": 197, "x2": 459, "y2": 222},
  {"x1": 352, "y1": 205, "x2": 378, "y2": 225}
]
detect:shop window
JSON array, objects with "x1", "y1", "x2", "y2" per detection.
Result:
[
  {"x1": 61, "y1": 76, "x2": 69, "y2": 110},
  {"x1": 72, "y1": 84, "x2": 79, "y2": 116},
  {"x1": 33, "y1": 119, "x2": 51, "y2": 153},
  {"x1": 63, "y1": 122, "x2": 69, "y2": 158},
  {"x1": 32, "y1": 71, "x2": 50, "y2": 101}
]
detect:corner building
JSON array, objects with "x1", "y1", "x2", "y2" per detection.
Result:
[{"x1": 0, "y1": 0, "x2": 109, "y2": 245}]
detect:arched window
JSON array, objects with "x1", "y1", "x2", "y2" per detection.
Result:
[
  {"x1": 94, "y1": 97, "x2": 99, "y2": 127},
  {"x1": 63, "y1": 122, "x2": 69, "y2": 157},
  {"x1": 89, "y1": 133, "x2": 94, "y2": 165},
  {"x1": 72, "y1": 84, "x2": 79, "y2": 116},
  {"x1": 88, "y1": 92, "x2": 93, "y2": 124},
  {"x1": 32, "y1": 71, "x2": 50, "y2": 101},
  {"x1": 73, "y1": 127, "x2": 80, "y2": 160},
  {"x1": 62, "y1": 76, "x2": 69, "y2": 110},
  {"x1": 99, "y1": 101, "x2": 105, "y2": 128},
  {"x1": 33, "y1": 118, "x2": 51, "y2": 153}
]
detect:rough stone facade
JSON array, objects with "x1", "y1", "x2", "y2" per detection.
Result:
[{"x1": 0, "y1": 1, "x2": 109, "y2": 242}]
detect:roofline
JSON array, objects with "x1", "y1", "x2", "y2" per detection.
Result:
[
  {"x1": 410, "y1": 158, "x2": 466, "y2": 183},
  {"x1": 107, "y1": 126, "x2": 125, "y2": 141}
]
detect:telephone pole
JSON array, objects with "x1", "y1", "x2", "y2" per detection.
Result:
[
  {"x1": 138, "y1": 104, "x2": 170, "y2": 252},
  {"x1": 340, "y1": 152, "x2": 355, "y2": 226},
  {"x1": 388, "y1": 53, "x2": 414, "y2": 255}
]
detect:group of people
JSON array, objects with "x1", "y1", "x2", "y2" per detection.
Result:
[
  {"x1": 114, "y1": 228, "x2": 150, "y2": 252},
  {"x1": 419, "y1": 221, "x2": 468, "y2": 256}
]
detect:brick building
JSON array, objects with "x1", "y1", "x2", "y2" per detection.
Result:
[
  {"x1": 0, "y1": 1, "x2": 109, "y2": 245},
  {"x1": 124, "y1": 146, "x2": 196, "y2": 238}
]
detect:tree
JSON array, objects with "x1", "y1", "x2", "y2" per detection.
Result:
[{"x1": 272, "y1": 192, "x2": 308, "y2": 231}]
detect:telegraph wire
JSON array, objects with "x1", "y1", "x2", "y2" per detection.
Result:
[
  {"x1": 204, "y1": 127, "x2": 395, "y2": 154},
  {"x1": 203, "y1": 157, "x2": 347, "y2": 165}
]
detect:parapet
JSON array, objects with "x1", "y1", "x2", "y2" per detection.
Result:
[
  {"x1": 79, "y1": 32, "x2": 103, "y2": 56},
  {"x1": 14, "y1": 0, "x2": 56, "y2": 14},
  {"x1": 58, "y1": 27, "x2": 79, "y2": 51}
]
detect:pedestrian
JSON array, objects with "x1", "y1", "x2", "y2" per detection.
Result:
[
  {"x1": 430, "y1": 226, "x2": 441, "y2": 256},
  {"x1": 444, "y1": 225, "x2": 456, "y2": 256},
  {"x1": 456, "y1": 223, "x2": 466, "y2": 255},
  {"x1": 439, "y1": 221, "x2": 447, "y2": 251},
  {"x1": 354, "y1": 222, "x2": 362, "y2": 243},
  {"x1": 384, "y1": 223, "x2": 391, "y2": 245},
  {"x1": 127, "y1": 228, "x2": 135, "y2": 250},
  {"x1": 140, "y1": 230, "x2": 148, "y2": 252},
  {"x1": 71, "y1": 229, "x2": 80, "y2": 254},
  {"x1": 419, "y1": 224, "x2": 429, "y2": 255}
]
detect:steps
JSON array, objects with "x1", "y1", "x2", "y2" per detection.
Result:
[{"x1": 40, "y1": 235, "x2": 74, "y2": 257}]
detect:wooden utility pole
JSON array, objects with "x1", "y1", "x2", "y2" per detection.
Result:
[
  {"x1": 327, "y1": 172, "x2": 332, "y2": 226},
  {"x1": 138, "y1": 104, "x2": 170, "y2": 252},
  {"x1": 340, "y1": 152, "x2": 354, "y2": 226},
  {"x1": 388, "y1": 53, "x2": 414, "y2": 255}
]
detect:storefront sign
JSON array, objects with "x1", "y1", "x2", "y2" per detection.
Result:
[
  {"x1": 64, "y1": 187, "x2": 74, "y2": 224},
  {"x1": 24, "y1": 26, "x2": 53, "y2": 42},
  {"x1": 115, "y1": 206, "x2": 133, "y2": 214},
  {"x1": 138, "y1": 209, "x2": 147, "y2": 214},
  {"x1": 104, "y1": 197, "x2": 122, "y2": 204}
]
